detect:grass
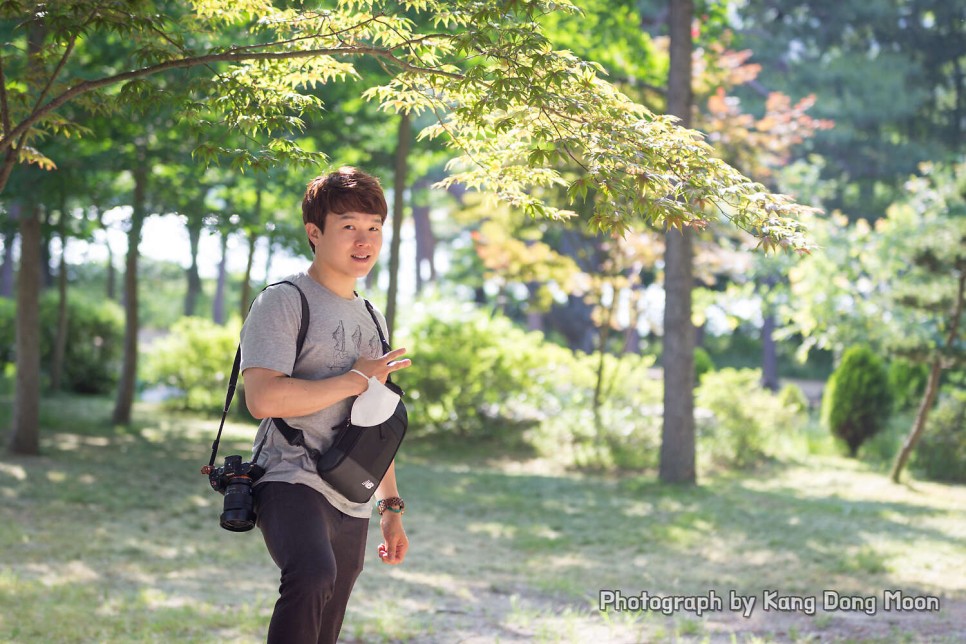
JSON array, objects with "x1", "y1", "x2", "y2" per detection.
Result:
[{"x1": 1, "y1": 394, "x2": 964, "y2": 643}]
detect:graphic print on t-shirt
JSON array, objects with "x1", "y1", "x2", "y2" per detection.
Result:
[
  {"x1": 352, "y1": 324, "x2": 363, "y2": 353},
  {"x1": 330, "y1": 320, "x2": 349, "y2": 372}
]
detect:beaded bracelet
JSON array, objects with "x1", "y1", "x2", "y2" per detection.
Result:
[{"x1": 377, "y1": 496, "x2": 405, "y2": 515}]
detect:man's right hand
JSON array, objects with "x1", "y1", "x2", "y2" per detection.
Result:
[{"x1": 352, "y1": 347, "x2": 412, "y2": 384}]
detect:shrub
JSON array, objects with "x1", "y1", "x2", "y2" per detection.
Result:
[
  {"x1": 398, "y1": 303, "x2": 546, "y2": 436},
  {"x1": 821, "y1": 346, "x2": 892, "y2": 457},
  {"x1": 887, "y1": 358, "x2": 930, "y2": 411},
  {"x1": 399, "y1": 300, "x2": 662, "y2": 470},
  {"x1": 141, "y1": 317, "x2": 240, "y2": 412},
  {"x1": 778, "y1": 382, "x2": 810, "y2": 415},
  {"x1": 531, "y1": 401, "x2": 663, "y2": 472},
  {"x1": 693, "y1": 346, "x2": 715, "y2": 384},
  {"x1": 696, "y1": 368, "x2": 805, "y2": 468},
  {"x1": 39, "y1": 291, "x2": 125, "y2": 394},
  {"x1": 913, "y1": 390, "x2": 966, "y2": 483}
]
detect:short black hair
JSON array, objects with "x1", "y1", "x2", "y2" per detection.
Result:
[{"x1": 302, "y1": 167, "x2": 388, "y2": 252}]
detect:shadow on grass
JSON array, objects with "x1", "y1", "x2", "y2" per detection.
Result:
[
  {"x1": 2, "y1": 395, "x2": 964, "y2": 643},
  {"x1": 399, "y1": 458, "x2": 958, "y2": 593}
]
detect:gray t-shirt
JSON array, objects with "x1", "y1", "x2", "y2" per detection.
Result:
[{"x1": 239, "y1": 271, "x2": 388, "y2": 518}]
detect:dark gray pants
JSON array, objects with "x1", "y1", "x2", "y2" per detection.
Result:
[{"x1": 254, "y1": 482, "x2": 369, "y2": 644}]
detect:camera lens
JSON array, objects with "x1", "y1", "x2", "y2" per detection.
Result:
[{"x1": 220, "y1": 476, "x2": 257, "y2": 532}]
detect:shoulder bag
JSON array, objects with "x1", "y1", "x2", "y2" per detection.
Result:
[{"x1": 267, "y1": 292, "x2": 408, "y2": 503}]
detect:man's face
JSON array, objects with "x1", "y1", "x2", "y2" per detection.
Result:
[{"x1": 307, "y1": 211, "x2": 384, "y2": 280}]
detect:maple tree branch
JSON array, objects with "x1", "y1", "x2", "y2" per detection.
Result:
[
  {"x1": 0, "y1": 44, "x2": 464, "y2": 154},
  {"x1": 30, "y1": 33, "x2": 78, "y2": 117}
]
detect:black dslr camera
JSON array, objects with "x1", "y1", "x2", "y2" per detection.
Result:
[{"x1": 205, "y1": 455, "x2": 265, "y2": 532}]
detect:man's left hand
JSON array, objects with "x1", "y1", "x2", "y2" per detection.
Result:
[{"x1": 377, "y1": 514, "x2": 408, "y2": 565}]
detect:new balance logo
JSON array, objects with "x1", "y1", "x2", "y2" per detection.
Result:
[{"x1": 362, "y1": 479, "x2": 375, "y2": 489}]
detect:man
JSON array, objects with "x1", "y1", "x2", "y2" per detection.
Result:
[{"x1": 240, "y1": 166, "x2": 410, "y2": 643}]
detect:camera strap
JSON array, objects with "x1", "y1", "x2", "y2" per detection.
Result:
[{"x1": 205, "y1": 280, "x2": 309, "y2": 469}]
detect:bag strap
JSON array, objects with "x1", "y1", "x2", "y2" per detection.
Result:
[
  {"x1": 271, "y1": 295, "x2": 391, "y2": 455},
  {"x1": 363, "y1": 298, "x2": 392, "y2": 354},
  {"x1": 205, "y1": 280, "x2": 309, "y2": 469}
]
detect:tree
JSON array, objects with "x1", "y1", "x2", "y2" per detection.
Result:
[
  {"x1": 4, "y1": 1, "x2": 813, "y2": 454},
  {"x1": 691, "y1": 42, "x2": 832, "y2": 390},
  {"x1": 385, "y1": 113, "x2": 411, "y2": 345},
  {"x1": 111, "y1": 144, "x2": 148, "y2": 425},
  {"x1": 7, "y1": 181, "x2": 40, "y2": 454},
  {"x1": 735, "y1": 0, "x2": 966, "y2": 220},
  {"x1": 781, "y1": 163, "x2": 965, "y2": 479},
  {"x1": 659, "y1": 0, "x2": 697, "y2": 484},
  {"x1": 822, "y1": 345, "x2": 892, "y2": 456},
  {"x1": 883, "y1": 166, "x2": 966, "y2": 482}
]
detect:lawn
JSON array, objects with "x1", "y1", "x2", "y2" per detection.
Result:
[{"x1": 1, "y1": 395, "x2": 963, "y2": 643}]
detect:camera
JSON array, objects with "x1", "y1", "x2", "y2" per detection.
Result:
[{"x1": 206, "y1": 455, "x2": 265, "y2": 532}]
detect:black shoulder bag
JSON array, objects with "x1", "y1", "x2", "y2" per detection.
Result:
[{"x1": 272, "y1": 298, "x2": 408, "y2": 503}]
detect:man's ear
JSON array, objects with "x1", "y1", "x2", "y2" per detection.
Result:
[
  {"x1": 305, "y1": 222, "x2": 322, "y2": 241},
  {"x1": 304, "y1": 222, "x2": 322, "y2": 254}
]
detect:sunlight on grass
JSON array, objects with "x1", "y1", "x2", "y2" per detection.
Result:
[{"x1": 2, "y1": 395, "x2": 965, "y2": 642}]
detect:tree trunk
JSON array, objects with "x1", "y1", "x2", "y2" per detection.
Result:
[
  {"x1": 0, "y1": 148, "x2": 16, "y2": 198},
  {"x1": 759, "y1": 275, "x2": 779, "y2": 390},
  {"x1": 0, "y1": 230, "x2": 14, "y2": 297},
  {"x1": 50, "y1": 228, "x2": 69, "y2": 391},
  {"x1": 623, "y1": 326, "x2": 641, "y2": 354},
  {"x1": 659, "y1": 0, "x2": 696, "y2": 484},
  {"x1": 39, "y1": 213, "x2": 53, "y2": 288},
  {"x1": 890, "y1": 358, "x2": 942, "y2": 482},
  {"x1": 952, "y1": 57, "x2": 963, "y2": 155},
  {"x1": 98, "y1": 208, "x2": 117, "y2": 301},
  {"x1": 593, "y1": 296, "x2": 617, "y2": 438},
  {"x1": 212, "y1": 231, "x2": 228, "y2": 325},
  {"x1": 8, "y1": 204, "x2": 42, "y2": 455},
  {"x1": 184, "y1": 216, "x2": 203, "y2": 316},
  {"x1": 240, "y1": 228, "x2": 257, "y2": 320},
  {"x1": 890, "y1": 267, "x2": 966, "y2": 482},
  {"x1": 385, "y1": 113, "x2": 411, "y2": 345},
  {"x1": 239, "y1": 186, "x2": 261, "y2": 320},
  {"x1": 412, "y1": 178, "x2": 436, "y2": 292},
  {"x1": 623, "y1": 282, "x2": 642, "y2": 354},
  {"x1": 112, "y1": 156, "x2": 148, "y2": 425},
  {"x1": 761, "y1": 311, "x2": 779, "y2": 391},
  {"x1": 525, "y1": 282, "x2": 544, "y2": 332},
  {"x1": 105, "y1": 237, "x2": 116, "y2": 301},
  {"x1": 262, "y1": 228, "x2": 276, "y2": 283}
]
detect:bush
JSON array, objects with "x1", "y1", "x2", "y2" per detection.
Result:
[
  {"x1": 888, "y1": 358, "x2": 930, "y2": 411},
  {"x1": 777, "y1": 382, "x2": 810, "y2": 415},
  {"x1": 821, "y1": 346, "x2": 893, "y2": 457},
  {"x1": 693, "y1": 346, "x2": 715, "y2": 384},
  {"x1": 399, "y1": 300, "x2": 662, "y2": 470},
  {"x1": 531, "y1": 401, "x2": 663, "y2": 472},
  {"x1": 39, "y1": 291, "x2": 125, "y2": 394},
  {"x1": 913, "y1": 390, "x2": 966, "y2": 483},
  {"x1": 141, "y1": 317, "x2": 240, "y2": 412},
  {"x1": 399, "y1": 303, "x2": 547, "y2": 436},
  {"x1": 696, "y1": 368, "x2": 805, "y2": 468}
]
